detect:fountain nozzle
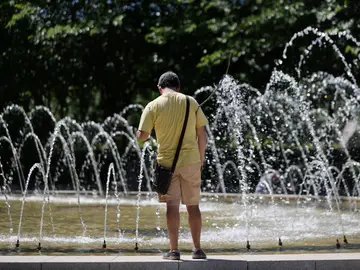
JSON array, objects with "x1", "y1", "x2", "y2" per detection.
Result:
[
  {"x1": 278, "y1": 238, "x2": 283, "y2": 247},
  {"x1": 246, "y1": 240, "x2": 251, "y2": 251},
  {"x1": 336, "y1": 239, "x2": 340, "y2": 249},
  {"x1": 15, "y1": 240, "x2": 19, "y2": 248},
  {"x1": 37, "y1": 242, "x2": 41, "y2": 251},
  {"x1": 103, "y1": 240, "x2": 106, "y2": 249},
  {"x1": 343, "y1": 235, "x2": 348, "y2": 244},
  {"x1": 135, "y1": 242, "x2": 139, "y2": 251}
]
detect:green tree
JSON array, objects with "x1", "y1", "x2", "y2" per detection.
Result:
[{"x1": 1, "y1": 0, "x2": 359, "y2": 122}]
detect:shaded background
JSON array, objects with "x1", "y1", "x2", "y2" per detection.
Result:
[
  {"x1": 0, "y1": 0, "x2": 360, "y2": 193},
  {"x1": 1, "y1": 0, "x2": 359, "y2": 121}
]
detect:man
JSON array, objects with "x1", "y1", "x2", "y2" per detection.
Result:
[
  {"x1": 255, "y1": 170, "x2": 283, "y2": 194},
  {"x1": 137, "y1": 71, "x2": 208, "y2": 260}
]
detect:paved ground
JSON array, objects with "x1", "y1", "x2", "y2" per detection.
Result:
[{"x1": 1, "y1": 253, "x2": 360, "y2": 270}]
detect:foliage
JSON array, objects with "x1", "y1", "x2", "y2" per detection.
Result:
[{"x1": 0, "y1": 0, "x2": 359, "y2": 121}]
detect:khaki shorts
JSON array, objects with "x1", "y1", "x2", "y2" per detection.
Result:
[{"x1": 158, "y1": 163, "x2": 202, "y2": 205}]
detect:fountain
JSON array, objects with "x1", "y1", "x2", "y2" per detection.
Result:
[{"x1": 1, "y1": 28, "x2": 360, "y2": 255}]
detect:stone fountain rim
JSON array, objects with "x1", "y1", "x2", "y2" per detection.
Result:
[{"x1": 3, "y1": 190, "x2": 360, "y2": 203}]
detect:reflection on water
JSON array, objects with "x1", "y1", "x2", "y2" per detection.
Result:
[{"x1": 1, "y1": 194, "x2": 360, "y2": 255}]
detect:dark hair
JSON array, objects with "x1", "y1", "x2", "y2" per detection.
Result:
[{"x1": 158, "y1": 71, "x2": 180, "y2": 90}]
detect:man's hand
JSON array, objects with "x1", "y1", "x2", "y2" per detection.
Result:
[
  {"x1": 136, "y1": 130, "x2": 150, "y2": 142},
  {"x1": 197, "y1": 126, "x2": 207, "y2": 170},
  {"x1": 200, "y1": 156, "x2": 205, "y2": 171}
]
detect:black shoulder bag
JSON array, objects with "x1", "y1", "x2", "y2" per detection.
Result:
[{"x1": 153, "y1": 96, "x2": 190, "y2": 194}]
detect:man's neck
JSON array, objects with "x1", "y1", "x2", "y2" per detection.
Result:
[{"x1": 162, "y1": 88, "x2": 178, "y2": 94}]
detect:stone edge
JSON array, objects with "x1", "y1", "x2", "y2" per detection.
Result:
[{"x1": 0, "y1": 254, "x2": 360, "y2": 269}]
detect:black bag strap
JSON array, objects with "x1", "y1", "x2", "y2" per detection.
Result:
[{"x1": 171, "y1": 96, "x2": 190, "y2": 173}]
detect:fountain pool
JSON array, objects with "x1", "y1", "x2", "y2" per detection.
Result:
[{"x1": 1, "y1": 193, "x2": 360, "y2": 255}]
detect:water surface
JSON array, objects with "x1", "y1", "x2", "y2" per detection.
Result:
[{"x1": 1, "y1": 193, "x2": 360, "y2": 255}]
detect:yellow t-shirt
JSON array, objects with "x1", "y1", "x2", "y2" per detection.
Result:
[{"x1": 138, "y1": 92, "x2": 208, "y2": 168}]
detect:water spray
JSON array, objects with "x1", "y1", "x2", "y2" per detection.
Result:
[
  {"x1": 198, "y1": 54, "x2": 232, "y2": 108},
  {"x1": 198, "y1": 84, "x2": 218, "y2": 108}
]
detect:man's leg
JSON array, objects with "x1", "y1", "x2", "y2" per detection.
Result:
[
  {"x1": 166, "y1": 200, "x2": 180, "y2": 250},
  {"x1": 180, "y1": 163, "x2": 206, "y2": 259},
  {"x1": 186, "y1": 204, "x2": 202, "y2": 249}
]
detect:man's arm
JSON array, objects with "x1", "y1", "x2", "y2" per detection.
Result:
[
  {"x1": 196, "y1": 126, "x2": 207, "y2": 167},
  {"x1": 136, "y1": 130, "x2": 150, "y2": 142},
  {"x1": 192, "y1": 96, "x2": 208, "y2": 167},
  {"x1": 137, "y1": 103, "x2": 154, "y2": 142}
]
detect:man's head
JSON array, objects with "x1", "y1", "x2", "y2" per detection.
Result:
[
  {"x1": 157, "y1": 71, "x2": 180, "y2": 92},
  {"x1": 271, "y1": 171, "x2": 280, "y2": 184}
]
